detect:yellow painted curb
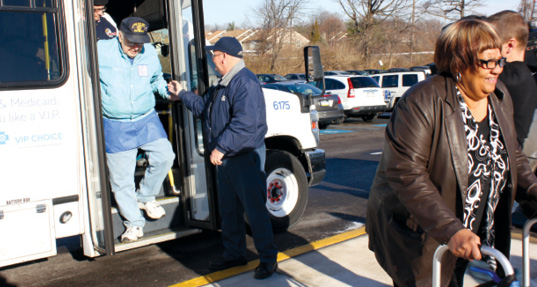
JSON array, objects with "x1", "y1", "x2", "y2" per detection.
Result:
[{"x1": 170, "y1": 227, "x2": 367, "y2": 287}]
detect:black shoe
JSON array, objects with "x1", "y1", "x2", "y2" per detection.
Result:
[
  {"x1": 209, "y1": 258, "x2": 247, "y2": 271},
  {"x1": 254, "y1": 261, "x2": 277, "y2": 279}
]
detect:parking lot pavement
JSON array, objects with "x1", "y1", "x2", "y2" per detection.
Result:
[{"x1": 171, "y1": 227, "x2": 537, "y2": 287}]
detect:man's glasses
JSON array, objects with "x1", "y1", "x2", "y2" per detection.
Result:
[
  {"x1": 94, "y1": 7, "x2": 106, "y2": 12},
  {"x1": 477, "y1": 57, "x2": 506, "y2": 69},
  {"x1": 124, "y1": 41, "x2": 144, "y2": 48},
  {"x1": 121, "y1": 36, "x2": 144, "y2": 48}
]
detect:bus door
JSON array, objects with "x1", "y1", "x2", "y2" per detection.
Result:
[
  {"x1": 87, "y1": 0, "x2": 219, "y2": 255},
  {"x1": 165, "y1": 0, "x2": 219, "y2": 230}
]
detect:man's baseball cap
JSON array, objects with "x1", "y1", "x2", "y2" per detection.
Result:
[
  {"x1": 205, "y1": 37, "x2": 243, "y2": 58},
  {"x1": 119, "y1": 17, "x2": 150, "y2": 43}
]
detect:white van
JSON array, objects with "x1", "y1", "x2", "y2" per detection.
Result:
[
  {"x1": 371, "y1": 71, "x2": 426, "y2": 111},
  {"x1": 312, "y1": 75, "x2": 386, "y2": 122}
]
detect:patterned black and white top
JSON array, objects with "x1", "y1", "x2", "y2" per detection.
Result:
[{"x1": 456, "y1": 88, "x2": 509, "y2": 269}]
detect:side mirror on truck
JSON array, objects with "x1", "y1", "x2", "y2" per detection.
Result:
[
  {"x1": 304, "y1": 46, "x2": 323, "y2": 83},
  {"x1": 303, "y1": 46, "x2": 324, "y2": 110}
]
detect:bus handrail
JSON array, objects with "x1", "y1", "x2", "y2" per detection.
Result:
[
  {"x1": 523, "y1": 218, "x2": 537, "y2": 287},
  {"x1": 432, "y1": 244, "x2": 517, "y2": 287}
]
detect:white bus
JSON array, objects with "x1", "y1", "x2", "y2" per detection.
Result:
[{"x1": 0, "y1": 0, "x2": 326, "y2": 267}]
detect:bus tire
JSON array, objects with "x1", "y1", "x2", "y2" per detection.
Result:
[{"x1": 265, "y1": 150, "x2": 308, "y2": 233}]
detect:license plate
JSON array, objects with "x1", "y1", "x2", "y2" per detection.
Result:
[{"x1": 320, "y1": 100, "x2": 332, "y2": 106}]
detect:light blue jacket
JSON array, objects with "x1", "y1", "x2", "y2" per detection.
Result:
[{"x1": 98, "y1": 38, "x2": 168, "y2": 119}]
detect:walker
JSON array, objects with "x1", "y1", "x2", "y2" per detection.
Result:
[{"x1": 433, "y1": 244, "x2": 520, "y2": 287}]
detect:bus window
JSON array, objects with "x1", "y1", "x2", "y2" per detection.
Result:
[
  {"x1": 3, "y1": 0, "x2": 53, "y2": 6},
  {"x1": 0, "y1": 6, "x2": 64, "y2": 86}
]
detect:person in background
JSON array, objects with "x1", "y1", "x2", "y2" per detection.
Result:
[
  {"x1": 488, "y1": 9, "x2": 537, "y2": 242},
  {"x1": 366, "y1": 18, "x2": 537, "y2": 287},
  {"x1": 167, "y1": 37, "x2": 278, "y2": 280},
  {"x1": 94, "y1": 0, "x2": 117, "y2": 41},
  {"x1": 98, "y1": 17, "x2": 177, "y2": 243},
  {"x1": 487, "y1": 10, "x2": 537, "y2": 148}
]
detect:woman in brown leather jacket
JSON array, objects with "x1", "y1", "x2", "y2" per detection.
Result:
[{"x1": 366, "y1": 18, "x2": 537, "y2": 287}]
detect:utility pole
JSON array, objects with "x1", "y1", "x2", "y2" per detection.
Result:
[
  {"x1": 410, "y1": 0, "x2": 416, "y2": 65},
  {"x1": 530, "y1": 0, "x2": 535, "y2": 26}
]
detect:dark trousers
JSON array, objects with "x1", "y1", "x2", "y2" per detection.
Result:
[{"x1": 216, "y1": 144, "x2": 278, "y2": 263}]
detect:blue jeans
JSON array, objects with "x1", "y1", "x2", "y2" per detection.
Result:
[
  {"x1": 217, "y1": 144, "x2": 278, "y2": 263},
  {"x1": 107, "y1": 138, "x2": 175, "y2": 228}
]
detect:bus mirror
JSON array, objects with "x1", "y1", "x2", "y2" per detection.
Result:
[
  {"x1": 304, "y1": 46, "x2": 323, "y2": 82},
  {"x1": 304, "y1": 46, "x2": 324, "y2": 95}
]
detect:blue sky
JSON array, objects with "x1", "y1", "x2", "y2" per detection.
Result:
[{"x1": 202, "y1": 0, "x2": 520, "y2": 27}]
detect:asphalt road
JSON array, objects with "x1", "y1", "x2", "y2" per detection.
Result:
[{"x1": 0, "y1": 116, "x2": 389, "y2": 287}]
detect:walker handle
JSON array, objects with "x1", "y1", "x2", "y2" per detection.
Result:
[
  {"x1": 480, "y1": 245, "x2": 515, "y2": 276},
  {"x1": 432, "y1": 244, "x2": 516, "y2": 287}
]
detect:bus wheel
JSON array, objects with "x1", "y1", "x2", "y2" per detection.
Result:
[{"x1": 265, "y1": 150, "x2": 308, "y2": 233}]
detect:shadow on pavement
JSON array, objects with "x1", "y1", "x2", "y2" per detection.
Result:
[{"x1": 0, "y1": 275, "x2": 17, "y2": 287}]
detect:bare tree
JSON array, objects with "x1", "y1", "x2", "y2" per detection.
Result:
[
  {"x1": 336, "y1": 0, "x2": 409, "y2": 58},
  {"x1": 421, "y1": 0, "x2": 485, "y2": 21},
  {"x1": 318, "y1": 12, "x2": 346, "y2": 45},
  {"x1": 382, "y1": 17, "x2": 409, "y2": 67},
  {"x1": 253, "y1": 0, "x2": 307, "y2": 72},
  {"x1": 409, "y1": 0, "x2": 416, "y2": 65},
  {"x1": 518, "y1": 0, "x2": 535, "y2": 23}
]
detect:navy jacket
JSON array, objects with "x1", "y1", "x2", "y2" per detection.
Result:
[
  {"x1": 498, "y1": 61, "x2": 537, "y2": 147},
  {"x1": 178, "y1": 62, "x2": 267, "y2": 158}
]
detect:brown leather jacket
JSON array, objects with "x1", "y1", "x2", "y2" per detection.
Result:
[{"x1": 366, "y1": 74, "x2": 537, "y2": 287}]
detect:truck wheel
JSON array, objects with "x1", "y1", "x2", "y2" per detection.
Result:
[{"x1": 265, "y1": 150, "x2": 308, "y2": 232}]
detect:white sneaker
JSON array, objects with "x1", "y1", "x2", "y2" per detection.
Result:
[
  {"x1": 121, "y1": 226, "x2": 143, "y2": 243},
  {"x1": 138, "y1": 200, "x2": 165, "y2": 219}
]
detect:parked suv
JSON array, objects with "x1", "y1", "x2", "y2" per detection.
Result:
[
  {"x1": 256, "y1": 73, "x2": 287, "y2": 84},
  {"x1": 284, "y1": 73, "x2": 306, "y2": 81},
  {"x1": 346, "y1": 70, "x2": 370, "y2": 76},
  {"x1": 324, "y1": 70, "x2": 352, "y2": 76},
  {"x1": 371, "y1": 71, "x2": 426, "y2": 111},
  {"x1": 363, "y1": 69, "x2": 384, "y2": 75},
  {"x1": 311, "y1": 76, "x2": 386, "y2": 121}
]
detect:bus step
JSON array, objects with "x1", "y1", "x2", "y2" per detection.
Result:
[{"x1": 110, "y1": 197, "x2": 183, "y2": 243}]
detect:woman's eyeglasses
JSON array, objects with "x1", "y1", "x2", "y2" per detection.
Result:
[{"x1": 477, "y1": 57, "x2": 506, "y2": 69}]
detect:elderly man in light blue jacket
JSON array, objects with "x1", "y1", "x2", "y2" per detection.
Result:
[{"x1": 98, "y1": 17, "x2": 177, "y2": 243}]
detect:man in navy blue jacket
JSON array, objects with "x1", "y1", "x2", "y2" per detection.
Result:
[
  {"x1": 168, "y1": 37, "x2": 278, "y2": 279},
  {"x1": 94, "y1": 0, "x2": 117, "y2": 41}
]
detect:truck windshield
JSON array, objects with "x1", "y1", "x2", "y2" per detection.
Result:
[{"x1": 0, "y1": 3, "x2": 63, "y2": 85}]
